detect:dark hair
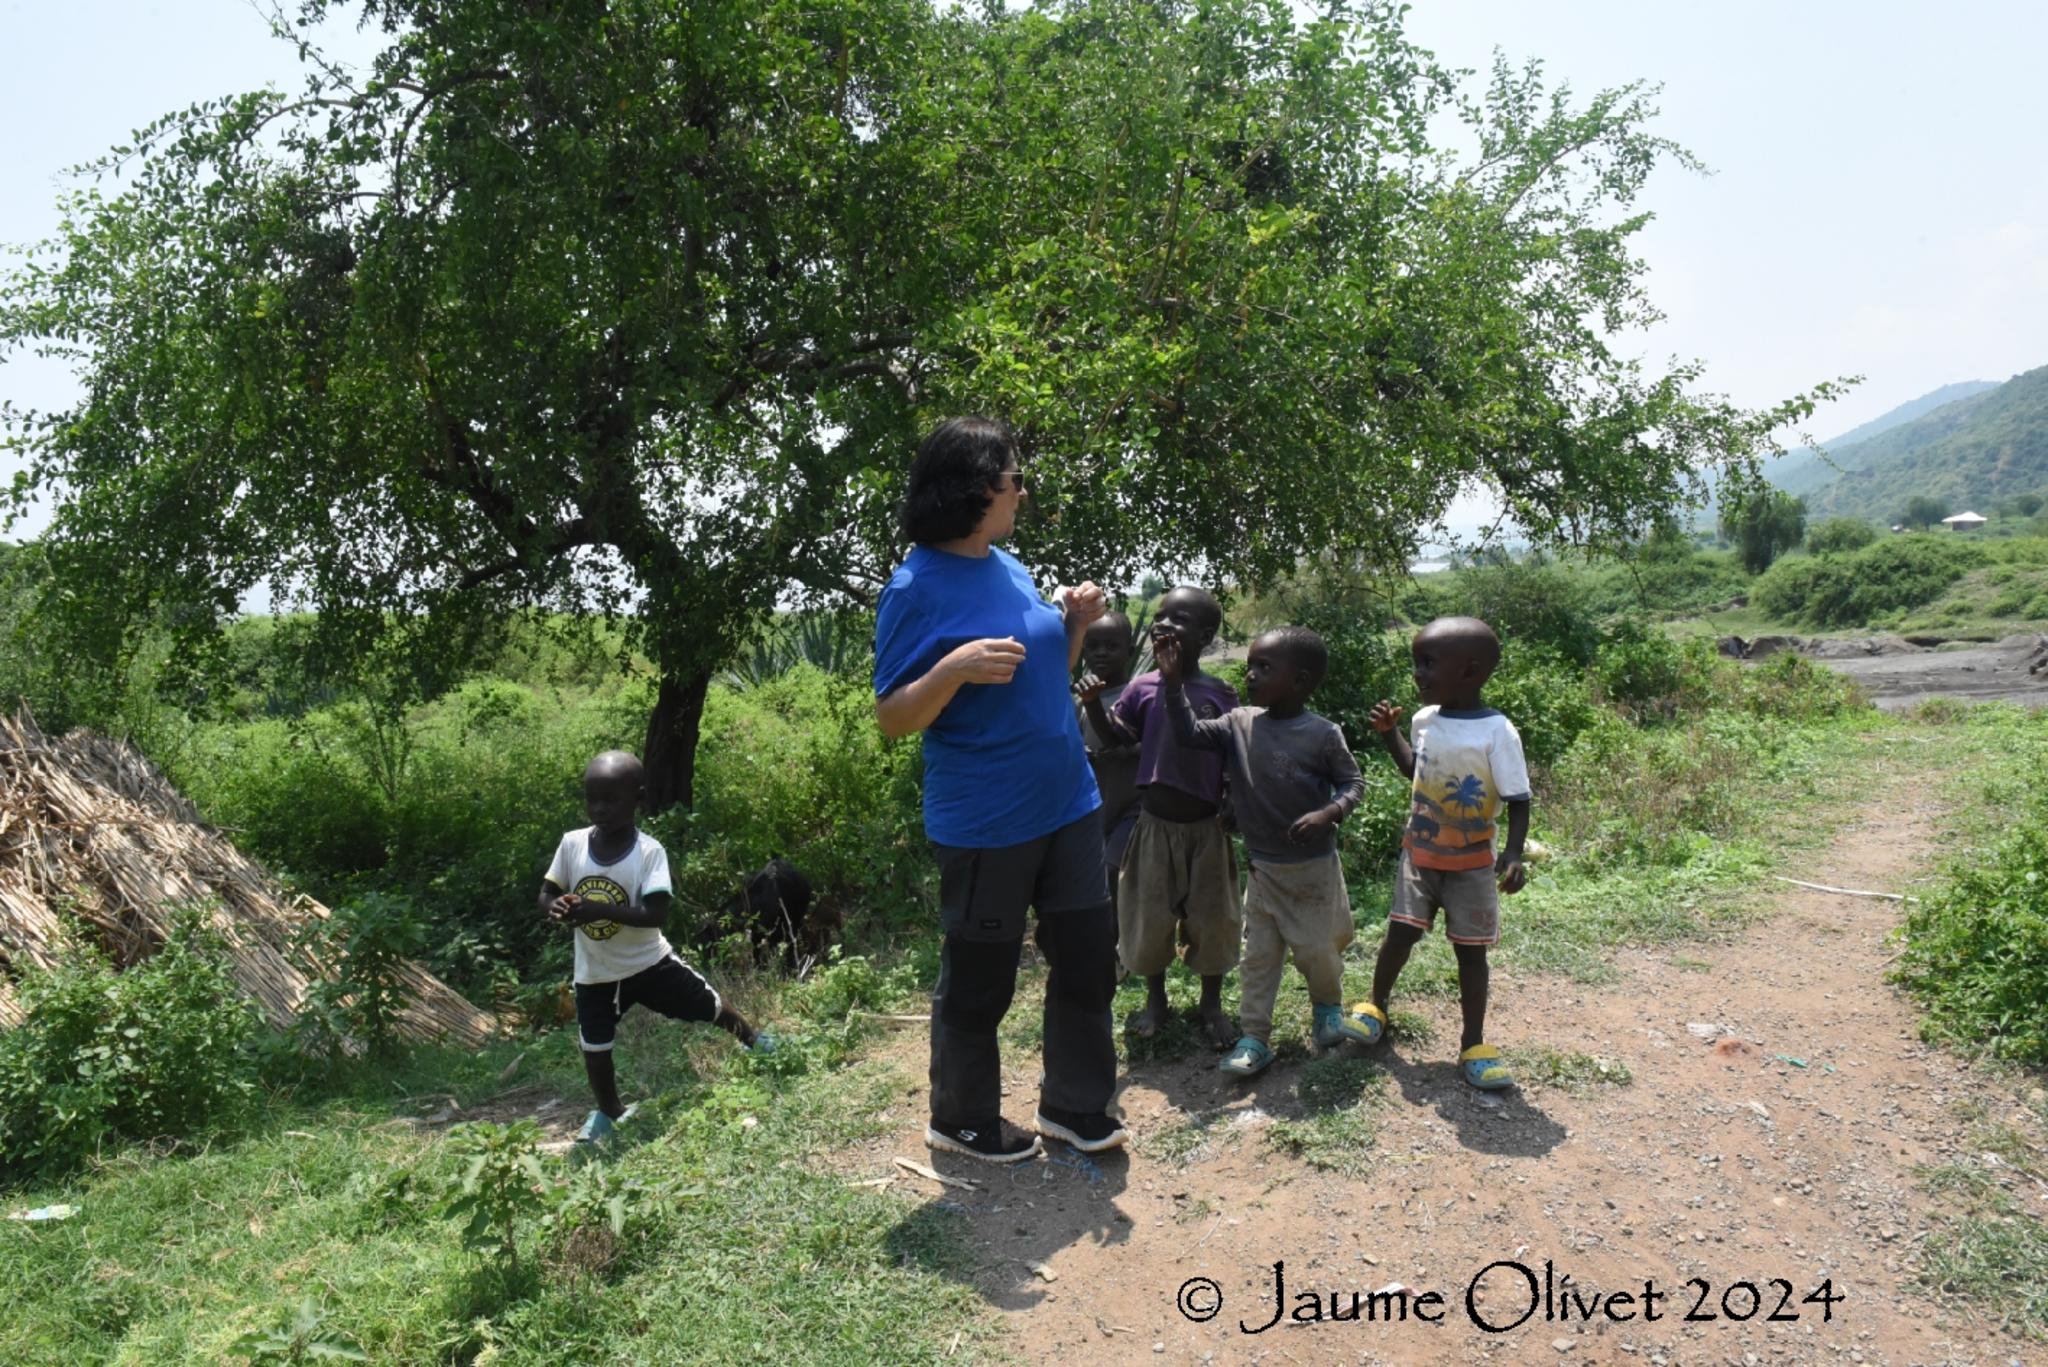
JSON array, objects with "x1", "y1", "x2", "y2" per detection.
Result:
[
  {"x1": 1261, "y1": 625, "x2": 1329, "y2": 688},
  {"x1": 1162, "y1": 585, "x2": 1225, "y2": 638},
  {"x1": 899, "y1": 416, "x2": 1018, "y2": 545},
  {"x1": 1087, "y1": 611, "x2": 1134, "y2": 642}
]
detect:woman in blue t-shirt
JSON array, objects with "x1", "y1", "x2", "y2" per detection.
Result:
[{"x1": 874, "y1": 417, "x2": 1129, "y2": 1164}]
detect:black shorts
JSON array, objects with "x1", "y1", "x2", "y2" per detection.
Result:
[
  {"x1": 932, "y1": 808, "x2": 1108, "y2": 944},
  {"x1": 575, "y1": 954, "x2": 721, "y2": 1053}
]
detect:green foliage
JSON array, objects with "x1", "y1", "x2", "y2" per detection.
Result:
[
  {"x1": 1896, "y1": 777, "x2": 2048, "y2": 1064},
  {"x1": 0, "y1": 912, "x2": 261, "y2": 1179},
  {"x1": 674, "y1": 665, "x2": 928, "y2": 926},
  {"x1": 1900, "y1": 495, "x2": 1952, "y2": 530},
  {"x1": 436, "y1": 1120, "x2": 555, "y2": 1270},
  {"x1": 291, "y1": 892, "x2": 430, "y2": 1059},
  {"x1": 1481, "y1": 646, "x2": 1602, "y2": 770},
  {"x1": 1805, "y1": 517, "x2": 1879, "y2": 556},
  {"x1": 230, "y1": 1299, "x2": 369, "y2": 1363},
  {"x1": 1588, "y1": 619, "x2": 1687, "y2": 719},
  {"x1": 1752, "y1": 535, "x2": 1988, "y2": 628},
  {"x1": 1, "y1": 0, "x2": 1841, "y2": 811},
  {"x1": 1719, "y1": 486, "x2": 1808, "y2": 573},
  {"x1": 1404, "y1": 557, "x2": 1604, "y2": 665}
]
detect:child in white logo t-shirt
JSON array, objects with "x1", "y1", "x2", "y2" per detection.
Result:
[{"x1": 540, "y1": 750, "x2": 772, "y2": 1144}]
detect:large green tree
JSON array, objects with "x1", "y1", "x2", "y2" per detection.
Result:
[
  {"x1": 1718, "y1": 486, "x2": 1807, "y2": 573},
  {"x1": 2, "y1": 0, "x2": 1837, "y2": 807}
]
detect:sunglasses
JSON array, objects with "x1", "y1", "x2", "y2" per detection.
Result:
[{"x1": 995, "y1": 468, "x2": 1027, "y2": 492}]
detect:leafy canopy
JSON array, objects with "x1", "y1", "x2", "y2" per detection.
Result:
[{"x1": 2, "y1": 0, "x2": 1841, "y2": 798}]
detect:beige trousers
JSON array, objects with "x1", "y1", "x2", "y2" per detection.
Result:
[{"x1": 1237, "y1": 854, "x2": 1353, "y2": 1044}]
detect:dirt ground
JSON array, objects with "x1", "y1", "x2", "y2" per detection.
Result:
[
  {"x1": 832, "y1": 753, "x2": 2046, "y2": 1365},
  {"x1": 1755, "y1": 633, "x2": 2048, "y2": 712}
]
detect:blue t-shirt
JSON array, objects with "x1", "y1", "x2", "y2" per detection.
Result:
[{"x1": 874, "y1": 545, "x2": 1100, "y2": 848}]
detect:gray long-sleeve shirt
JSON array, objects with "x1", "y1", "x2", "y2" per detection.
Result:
[{"x1": 1163, "y1": 682, "x2": 1366, "y2": 862}]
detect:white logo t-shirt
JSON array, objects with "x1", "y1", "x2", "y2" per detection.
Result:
[{"x1": 545, "y1": 827, "x2": 675, "y2": 984}]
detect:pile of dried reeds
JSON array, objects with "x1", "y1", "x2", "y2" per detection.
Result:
[{"x1": 0, "y1": 709, "x2": 497, "y2": 1046}]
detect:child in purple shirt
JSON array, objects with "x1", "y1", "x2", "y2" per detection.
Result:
[{"x1": 1081, "y1": 586, "x2": 1242, "y2": 1047}]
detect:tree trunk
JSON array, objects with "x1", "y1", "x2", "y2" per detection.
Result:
[{"x1": 642, "y1": 665, "x2": 713, "y2": 813}]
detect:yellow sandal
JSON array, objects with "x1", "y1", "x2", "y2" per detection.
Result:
[{"x1": 1459, "y1": 1044, "x2": 1514, "y2": 1091}]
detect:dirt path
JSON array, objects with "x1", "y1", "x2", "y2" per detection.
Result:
[{"x1": 834, "y1": 753, "x2": 2044, "y2": 1365}]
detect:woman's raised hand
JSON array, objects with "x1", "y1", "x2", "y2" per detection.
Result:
[{"x1": 946, "y1": 636, "x2": 1027, "y2": 684}]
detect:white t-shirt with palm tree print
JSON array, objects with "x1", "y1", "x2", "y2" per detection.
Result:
[{"x1": 1402, "y1": 706, "x2": 1531, "y2": 872}]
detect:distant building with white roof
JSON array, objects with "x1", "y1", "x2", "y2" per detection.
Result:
[{"x1": 1941, "y1": 511, "x2": 1988, "y2": 530}]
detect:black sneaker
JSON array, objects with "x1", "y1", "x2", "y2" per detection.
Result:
[
  {"x1": 925, "y1": 1118, "x2": 1043, "y2": 1164},
  {"x1": 1034, "y1": 1105, "x2": 1131, "y2": 1154}
]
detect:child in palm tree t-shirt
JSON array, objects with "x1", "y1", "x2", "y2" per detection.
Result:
[{"x1": 1351, "y1": 616, "x2": 1532, "y2": 1093}]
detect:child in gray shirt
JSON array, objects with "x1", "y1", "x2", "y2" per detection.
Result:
[{"x1": 1157, "y1": 625, "x2": 1376, "y2": 1077}]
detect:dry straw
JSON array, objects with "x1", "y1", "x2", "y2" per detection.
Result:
[{"x1": 0, "y1": 709, "x2": 497, "y2": 1045}]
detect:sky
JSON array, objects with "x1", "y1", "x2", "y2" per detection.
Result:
[{"x1": 2, "y1": 0, "x2": 2045, "y2": 546}]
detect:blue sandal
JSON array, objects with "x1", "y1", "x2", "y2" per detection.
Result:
[
  {"x1": 1219, "y1": 1036, "x2": 1275, "y2": 1078},
  {"x1": 1315, "y1": 1002, "x2": 1380, "y2": 1049},
  {"x1": 1460, "y1": 1044, "x2": 1514, "y2": 1091}
]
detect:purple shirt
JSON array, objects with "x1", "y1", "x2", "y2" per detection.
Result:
[{"x1": 1107, "y1": 671, "x2": 1240, "y2": 803}]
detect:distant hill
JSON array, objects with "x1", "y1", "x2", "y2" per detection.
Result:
[
  {"x1": 1800, "y1": 365, "x2": 2048, "y2": 521},
  {"x1": 1766, "y1": 380, "x2": 2001, "y2": 498}
]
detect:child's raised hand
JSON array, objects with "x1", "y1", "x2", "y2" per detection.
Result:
[
  {"x1": 1495, "y1": 854, "x2": 1527, "y2": 895},
  {"x1": 1073, "y1": 672, "x2": 1109, "y2": 703},
  {"x1": 1152, "y1": 634, "x2": 1183, "y2": 677},
  {"x1": 1368, "y1": 700, "x2": 1403, "y2": 733}
]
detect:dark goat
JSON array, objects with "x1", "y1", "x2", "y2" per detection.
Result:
[{"x1": 717, "y1": 858, "x2": 841, "y2": 973}]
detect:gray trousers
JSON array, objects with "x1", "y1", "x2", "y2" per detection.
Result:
[{"x1": 929, "y1": 810, "x2": 1119, "y2": 1127}]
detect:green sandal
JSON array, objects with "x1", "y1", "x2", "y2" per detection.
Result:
[
  {"x1": 1218, "y1": 1036, "x2": 1275, "y2": 1078},
  {"x1": 1459, "y1": 1044, "x2": 1514, "y2": 1091}
]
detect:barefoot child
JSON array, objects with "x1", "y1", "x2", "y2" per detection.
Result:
[
  {"x1": 1156, "y1": 626, "x2": 1378, "y2": 1076},
  {"x1": 1075, "y1": 612, "x2": 1143, "y2": 904},
  {"x1": 1352, "y1": 617, "x2": 1531, "y2": 1090},
  {"x1": 1080, "y1": 587, "x2": 1242, "y2": 1047},
  {"x1": 540, "y1": 750, "x2": 772, "y2": 1143}
]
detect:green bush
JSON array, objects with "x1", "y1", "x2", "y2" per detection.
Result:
[
  {"x1": 1753, "y1": 535, "x2": 1987, "y2": 628},
  {"x1": 0, "y1": 913, "x2": 262, "y2": 1178},
  {"x1": 292, "y1": 891, "x2": 431, "y2": 1059},
  {"x1": 1589, "y1": 620, "x2": 1687, "y2": 718},
  {"x1": 1805, "y1": 517, "x2": 1879, "y2": 556},
  {"x1": 1577, "y1": 546, "x2": 1750, "y2": 619},
  {"x1": 1897, "y1": 785, "x2": 2048, "y2": 1065},
  {"x1": 1402, "y1": 558, "x2": 1602, "y2": 665},
  {"x1": 1482, "y1": 646, "x2": 1602, "y2": 770}
]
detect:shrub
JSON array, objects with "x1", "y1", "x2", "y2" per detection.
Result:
[
  {"x1": 1406, "y1": 558, "x2": 1603, "y2": 665},
  {"x1": 1589, "y1": 620, "x2": 1687, "y2": 718},
  {"x1": 1482, "y1": 645, "x2": 1602, "y2": 770},
  {"x1": 291, "y1": 891, "x2": 431, "y2": 1059},
  {"x1": 1753, "y1": 536, "x2": 1987, "y2": 628},
  {"x1": 0, "y1": 912, "x2": 262, "y2": 1178},
  {"x1": 1805, "y1": 518, "x2": 1879, "y2": 556},
  {"x1": 1896, "y1": 787, "x2": 2048, "y2": 1065},
  {"x1": 1545, "y1": 710, "x2": 1776, "y2": 868}
]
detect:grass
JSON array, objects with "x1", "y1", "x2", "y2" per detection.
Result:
[
  {"x1": 1264, "y1": 1056, "x2": 1389, "y2": 1176},
  {"x1": 0, "y1": 987, "x2": 1000, "y2": 1366},
  {"x1": 9, "y1": 660, "x2": 2045, "y2": 1362},
  {"x1": 1918, "y1": 1160, "x2": 2048, "y2": 1342},
  {"x1": 1505, "y1": 1046, "x2": 1634, "y2": 1093}
]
